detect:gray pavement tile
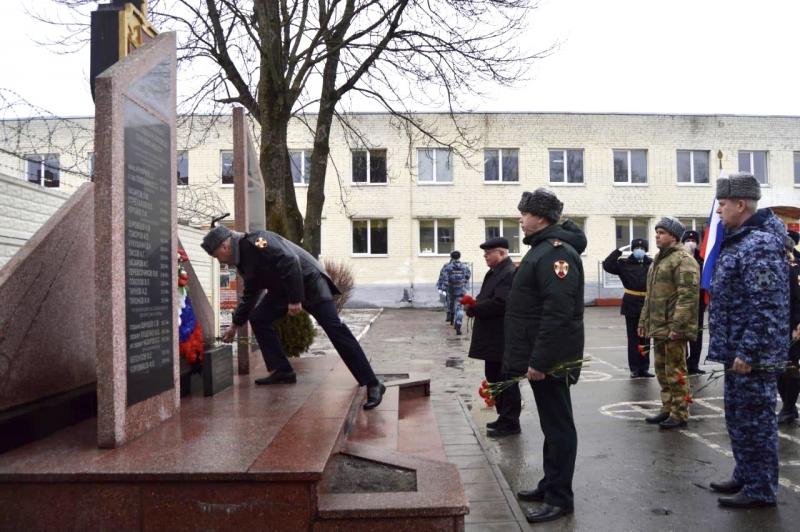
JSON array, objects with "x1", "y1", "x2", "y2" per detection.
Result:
[
  {"x1": 464, "y1": 481, "x2": 508, "y2": 502},
  {"x1": 458, "y1": 468, "x2": 497, "y2": 484},
  {"x1": 464, "y1": 501, "x2": 517, "y2": 524},
  {"x1": 465, "y1": 523, "x2": 522, "y2": 532},
  {"x1": 452, "y1": 454, "x2": 492, "y2": 470},
  {"x1": 444, "y1": 443, "x2": 485, "y2": 456}
]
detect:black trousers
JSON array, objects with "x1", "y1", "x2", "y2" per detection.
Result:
[
  {"x1": 687, "y1": 306, "x2": 705, "y2": 370},
  {"x1": 530, "y1": 377, "x2": 577, "y2": 509},
  {"x1": 625, "y1": 315, "x2": 649, "y2": 373},
  {"x1": 485, "y1": 360, "x2": 521, "y2": 428},
  {"x1": 778, "y1": 373, "x2": 799, "y2": 413},
  {"x1": 248, "y1": 295, "x2": 378, "y2": 386}
]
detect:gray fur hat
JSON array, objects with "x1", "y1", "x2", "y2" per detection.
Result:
[
  {"x1": 201, "y1": 225, "x2": 232, "y2": 254},
  {"x1": 518, "y1": 188, "x2": 563, "y2": 223},
  {"x1": 655, "y1": 216, "x2": 686, "y2": 240},
  {"x1": 716, "y1": 172, "x2": 761, "y2": 200}
]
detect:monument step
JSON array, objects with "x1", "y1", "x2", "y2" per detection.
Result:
[{"x1": 343, "y1": 386, "x2": 400, "y2": 451}]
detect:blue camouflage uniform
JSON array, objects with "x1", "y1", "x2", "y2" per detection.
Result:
[
  {"x1": 439, "y1": 260, "x2": 471, "y2": 329},
  {"x1": 707, "y1": 208, "x2": 790, "y2": 504}
]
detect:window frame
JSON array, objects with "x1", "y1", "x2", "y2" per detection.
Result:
[
  {"x1": 794, "y1": 151, "x2": 800, "y2": 186},
  {"x1": 738, "y1": 150, "x2": 769, "y2": 185},
  {"x1": 417, "y1": 148, "x2": 454, "y2": 184},
  {"x1": 351, "y1": 149, "x2": 388, "y2": 185},
  {"x1": 676, "y1": 150, "x2": 710, "y2": 185},
  {"x1": 351, "y1": 219, "x2": 389, "y2": 256},
  {"x1": 483, "y1": 148, "x2": 520, "y2": 184},
  {"x1": 614, "y1": 217, "x2": 650, "y2": 249},
  {"x1": 177, "y1": 150, "x2": 189, "y2": 187},
  {"x1": 25, "y1": 153, "x2": 60, "y2": 188},
  {"x1": 548, "y1": 148, "x2": 584, "y2": 185},
  {"x1": 484, "y1": 218, "x2": 522, "y2": 255},
  {"x1": 612, "y1": 149, "x2": 648, "y2": 185},
  {"x1": 220, "y1": 150, "x2": 234, "y2": 187},
  {"x1": 289, "y1": 149, "x2": 312, "y2": 186},
  {"x1": 418, "y1": 218, "x2": 455, "y2": 255},
  {"x1": 677, "y1": 217, "x2": 708, "y2": 242}
]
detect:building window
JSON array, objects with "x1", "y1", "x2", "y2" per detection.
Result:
[
  {"x1": 419, "y1": 219, "x2": 454, "y2": 254},
  {"x1": 678, "y1": 217, "x2": 708, "y2": 242},
  {"x1": 738, "y1": 150, "x2": 768, "y2": 184},
  {"x1": 615, "y1": 218, "x2": 648, "y2": 249},
  {"x1": 26, "y1": 153, "x2": 60, "y2": 188},
  {"x1": 290, "y1": 149, "x2": 311, "y2": 185},
  {"x1": 87, "y1": 152, "x2": 94, "y2": 179},
  {"x1": 417, "y1": 148, "x2": 453, "y2": 183},
  {"x1": 549, "y1": 149, "x2": 584, "y2": 184},
  {"x1": 352, "y1": 219, "x2": 388, "y2": 255},
  {"x1": 484, "y1": 149, "x2": 519, "y2": 182},
  {"x1": 177, "y1": 150, "x2": 189, "y2": 186},
  {"x1": 676, "y1": 150, "x2": 709, "y2": 184},
  {"x1": 352, "y1": 149, "x2": 387, "y2": 184},
  {"x1": 485, "y1": 218, "x2": 521, "y2": 254},
  {"x1": 795, "y1": 152, "x2": 800, "y2": 185},
  {"x1": 220, "y1": 150, "x2": 234, "y2": 185},
  {"x1": 613, "y1": 149, "x2": 647, "y2": 184}
]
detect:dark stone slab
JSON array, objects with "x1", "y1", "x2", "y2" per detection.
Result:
[{"x1": 202, "y1": 344, "x2": 233, "y2": 396}]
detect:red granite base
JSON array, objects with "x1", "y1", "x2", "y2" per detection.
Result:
[{"x1": 0, "y1": 356, "x2": 467, "y2": 531}]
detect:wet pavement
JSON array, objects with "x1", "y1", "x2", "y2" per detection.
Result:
[{"x1": 351, "y1": 306, "x2": 800, "y2": 532}]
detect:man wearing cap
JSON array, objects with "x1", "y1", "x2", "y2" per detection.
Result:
[
  {"x1": 505, "y1": 188, "x2": 586, "y2": 524},
  {"x1": 438, "y1": 250, "x2": 471, "y2": 335},
  {"x1": 201, "y1": 225, "x2": 386, "y2": 409},
  {"x1": 680, "y1": 230, "x2": 707, "y2": 375},
  {"x1": 637, "y1": 217, "x2": 699, "y2": 430},
  {"x1": 464, "y1": 236, "x2": 520, "y2": 437},
  {"x1": 706, "y1": 172, "x2": 788, "y2": 508},
  {"x1": 602, "y1": 238, "x2": 654, "y2": 378}
]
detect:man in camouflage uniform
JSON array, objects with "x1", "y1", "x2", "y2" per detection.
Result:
[
  {"x1": 638, "y1": 217, "x2": 699, "y2": 429},
  {"x1": 506, "y1": 189, "x2": 586, "y2": 524},
  {"x1": 438, "y1": 250, "x2": 471, "y2": 335},
  {"x1": 707, "y1": 173, "x2": 789, "y2": 508}
]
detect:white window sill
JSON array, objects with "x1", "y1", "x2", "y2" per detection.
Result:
[
  {"x1": 549, "y1": 182, "x2": 585, "y2": 187},
  {"x1": 220, "y1": 183, "x2": 234, "y2": 188},
  {"x1": 483, "y1": 180, "x2": 520, "y2": 185},
  {"x1": 351, "y1": 182, "x2": 388, "y2": 186},
  {"x1": 613, "y1": 182, "x2": 648, "y2": 187},
  {"x1": 417, "y1": 181, "x2": 454, "y2": 186},
  {"x1": 351, "y1": 253, "x2": 389, "y2": 258},
  {"x1": 676, "y1": 182, "x2": 711, "y2": 186},
  {"x1": 294, "y1": 183, "x2": 309, "y2": 187},
  {"x1": 418, "y1": 253, "x2": 453, "y2": 257}
]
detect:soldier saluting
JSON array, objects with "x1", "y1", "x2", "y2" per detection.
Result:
[{"x1": 201, "y1": 223, "x2": 386, "y2": 410}]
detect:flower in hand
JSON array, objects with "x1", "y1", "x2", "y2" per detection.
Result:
[{"x1": 459, "y1": 294, "x2": 476, "y2": 306}]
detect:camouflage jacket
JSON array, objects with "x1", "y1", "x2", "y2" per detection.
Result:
[
  {"x1": 638, "y1": 243, "x2": 700, "y2": 341},
  {"x1": 438, "y1": 260, "x2": 471, "y2": 293},
  {"x1": 707, "y1": 209, "x2": 789, "y2": 368}
]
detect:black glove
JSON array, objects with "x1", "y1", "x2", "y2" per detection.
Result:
[{"x1": 464, "y1": 305, "x2": 475, "y2": 317}]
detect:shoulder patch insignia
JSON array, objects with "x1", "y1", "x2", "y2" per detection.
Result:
[
  {"x1": 254, "y1": 237, "x2": 268, "y2": 249},
  {"x1": 554, "y1": 260, "x2": 569, "y2": 279},
  {"x1": 552, "y1": 239, "x2": 563, "y2": 247}
]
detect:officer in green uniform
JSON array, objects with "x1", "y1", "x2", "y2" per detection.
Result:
[{"x1": 505, "y1": 189, "x2": 586, "y2": 524}]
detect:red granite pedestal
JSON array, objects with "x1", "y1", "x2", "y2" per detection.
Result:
[{"x1": 0, "y1": 355, "x2": 467, "y2": 531}]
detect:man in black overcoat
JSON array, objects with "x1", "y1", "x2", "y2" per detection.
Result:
[{"x1": 464, "y1": 237, "x2": 519, "y2": 437}]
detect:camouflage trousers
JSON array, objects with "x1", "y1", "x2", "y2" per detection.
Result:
[
  {"x1": 447, "y1": 288, "x2": 466, "y2": 328},
  {"x1": 725, "y1": 372, "x2": 779, "y2": 503},
  {"x1": 653, "y1": 339, "x2": 690, "y2": 420}
]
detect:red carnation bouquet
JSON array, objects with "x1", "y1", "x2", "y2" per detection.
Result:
[{"x1": 459, "y1": 294, "x2": 476, "y2": 306}]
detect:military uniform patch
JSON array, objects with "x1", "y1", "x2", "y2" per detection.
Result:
[
  {"x1": 554, "y1": 260, "x2": 569, "y2": 279},
  {"x1": 551, "y1": 239, "x2": 563, "y2": 247},
  {"x1": 255, "y1": 237, "x2": 268, "y2": 249}
]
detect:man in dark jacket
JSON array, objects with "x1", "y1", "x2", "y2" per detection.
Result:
[
  {"x1": 201, "y1": 225, "x2": 386, "y2": 410},
  {"x1": 681, "y1": 230, "x2": 707, "y2": 375},
  {"x1": 505, "y1": 189, "x2": 585, "y2": 524},
  {"x1": 464, "y1": 236, "x2": 519, "y2": 437},
  {"x1": 602, "y1": 238, "x2": 653, "y2": 378},
  {"x1": 777, "y1": 231, "x2": 800, "y2": 425}
]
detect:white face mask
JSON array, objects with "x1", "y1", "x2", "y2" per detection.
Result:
[
  {"x1": 684, "y1": 241, "x2": 697, "y2": 253},
  {"x1": 631, "y1": 248, "x2": 646, "y2": 260}
]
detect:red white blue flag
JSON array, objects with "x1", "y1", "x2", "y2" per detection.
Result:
[{"x1": 699, "y1": 172, "x2": 725, "y2": 291}]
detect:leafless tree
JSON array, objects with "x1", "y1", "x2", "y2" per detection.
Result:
[{"x1": 36, "y1": 0, "x2": 549, "y2": 255}]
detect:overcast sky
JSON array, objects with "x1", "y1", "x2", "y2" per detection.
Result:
[{"x1": 2, "y1": 0, "x2": 800, "y2": 118}]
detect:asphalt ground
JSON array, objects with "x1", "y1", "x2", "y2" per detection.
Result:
[{"x1": 357, "y1": 306, "x2": 800, "y2": 532}]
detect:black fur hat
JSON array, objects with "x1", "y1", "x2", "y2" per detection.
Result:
[{"x1": 517, "y1": 188, "x2": 563, "y2": 223}]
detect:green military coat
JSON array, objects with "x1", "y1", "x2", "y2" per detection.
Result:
[
  {"x1": 638, "y1": 243, "x2": 700, "y2": 341},
  {"x1": 502, "y1": 221, "x2": 586, "y2": 382}
]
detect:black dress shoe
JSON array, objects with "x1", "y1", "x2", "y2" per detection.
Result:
[
  {"x1": 517, "y1": 488, "x2": 545, "y2": 502},
  {"x1": 254, "y1": 371, "x2": 297, "y2": 385},
  {"x1": 638, "y1": 371, "x2": 655, "y2": 378},
  {"x1": 525, "y1": 503, "x2": 573, "y2": 523},
  {"x1": 363, "y1": 382, "x2": 386, "y2": 410},
  {"x1": 486, "y1": 419, "x2": 500, "y2": 429},
  {"x1": 709, "y1": 479, "x2": 743, "y2": 494},
  {"x1": 645, "y1": 412, "x2": 669, "y2": 424},
  {"x1": 486, "y1": 425, "x2": 521, "y2": 438},
  {"x1": 688, "y1": 367, "x2": 707, "y2": 375},
  {"x1": 659, "y1": 416, "x2": 688, "y2": 430},
  {"x1": 718, "y1": 491, "x2": 776, "y2": 508}
]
